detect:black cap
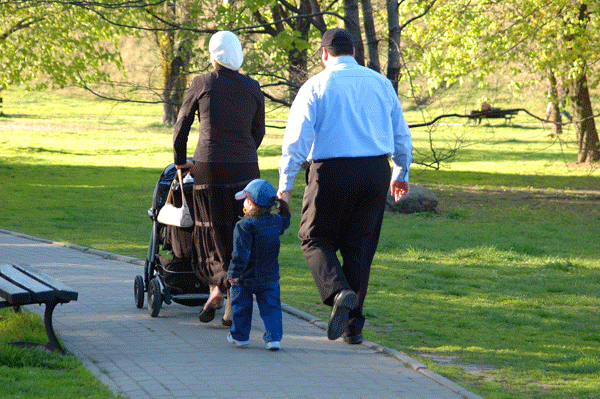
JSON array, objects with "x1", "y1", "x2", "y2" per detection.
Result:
[{"x1": 321, "y1": 28, "x2": 353, "y2": 48}]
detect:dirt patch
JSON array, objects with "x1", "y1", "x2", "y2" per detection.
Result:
[{"x1": 418, "y1": 352, "x2": 497, "y2": 380}]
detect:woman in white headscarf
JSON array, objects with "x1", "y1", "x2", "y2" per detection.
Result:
[{"x1": 173, "y1": 31, "x2": 265, "y2": 325}]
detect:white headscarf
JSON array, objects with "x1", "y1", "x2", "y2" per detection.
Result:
[{"x1": 209, "y1": 31, "x2": 244, "y2": 71}]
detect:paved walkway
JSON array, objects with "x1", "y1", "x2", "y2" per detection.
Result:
[{"x1": 0, "y1": 230, "x2": 483, "y2": 399}]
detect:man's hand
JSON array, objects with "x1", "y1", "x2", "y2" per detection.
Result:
[
  {"x1": 390, "y1": 181, "x2": 409, "y2": 202},
  {"x1": 278, "y1": 190, "x2": 291, "y2": 203}
]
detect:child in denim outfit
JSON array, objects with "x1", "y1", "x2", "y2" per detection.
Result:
[{"x1": 227, "y1": 179, "x2": 291, "y2": 351}]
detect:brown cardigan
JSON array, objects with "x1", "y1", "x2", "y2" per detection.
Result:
[{"x1": 173, "y1": 65, "x2": 265, "y2": 166}]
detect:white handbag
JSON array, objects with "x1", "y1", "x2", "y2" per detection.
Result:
[{"x1": 157, "y1": 169, "x2": 194, "y2": 228}]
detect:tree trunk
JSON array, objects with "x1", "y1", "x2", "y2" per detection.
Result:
[
  {"x1": 343, "y1": 0, "x2": 365, "y2": 66},
  {"x1": 159, "y1": 0, "x2": 177, "y2": 125},
  {"x1": 159, "y1": 0, "x2": 191, "y2": 126},
  {"x1": 561, "y1": 3, "x2": 599, "y2": 162},
  {"x1": 569, "y1": 71, "x2": 600, "y2": 162},
  {"x1": 546, "y1": 70, "x2": 562, "y2": 136},
  {"x1": 162, "y1": 55, "x2": 186, "y2": 126},
  {"x1": 287, "y1": 0, "x2": 311, "y2": 102},
  {"x1": 308, "y1": 0, "x2": 327, "y2": 34},
  {"x1": 361, "y1": 0, "x2": 380, "y2": 72},
  {"x1": 288, "y1": 47, "x2": 308, "y2": 103},
  {"x1": 386, "y1": 0, "x2": 400, "y2": 92}
]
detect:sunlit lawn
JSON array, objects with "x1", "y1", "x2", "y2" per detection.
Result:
[{"x1": 1, "y1": 87, "x2": 599, "y2": 398}]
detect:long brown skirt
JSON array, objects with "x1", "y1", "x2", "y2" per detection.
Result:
[{"x1": 191, "y1": 161, "x2": 259, "y2": 292}]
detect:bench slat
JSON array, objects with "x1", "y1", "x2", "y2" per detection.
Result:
[
  {"x1": 0, "y1": 264, "x2": 54, "y2": 292},
  {"x1": 0, "y1": 264, "x2": 78, "y2": 305},
  {"x1": 0, "y1": 278, "x2": 33, "y2": 304},
  {"x1": 12, "y1": 265, "x2": 78, "y2": 299}
]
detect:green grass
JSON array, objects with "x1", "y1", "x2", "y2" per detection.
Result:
[
  {"x1": 0, "y1": 308, "x2": 121, "y2": 399},
  {"x1": 1, "y1": 86, "x2": 600, "y2": 398}
]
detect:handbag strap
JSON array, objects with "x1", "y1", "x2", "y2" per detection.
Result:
[
  {"x1": 164, "y1": 169, "x2": 187, "y2": 205},
  {"x1": 176, "y1": 169, "x2": 189, "y2": 207}
]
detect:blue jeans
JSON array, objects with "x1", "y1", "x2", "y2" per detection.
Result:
[{"x1": 229, "y1": 281, "x2": 282, "y2": 343}]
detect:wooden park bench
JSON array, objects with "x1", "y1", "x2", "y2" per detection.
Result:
[
  {"x1": 468, "y1": 108, "x2": 519, "y2": 125},
  {"x1": 0, "y1": 264, "x2": 78, "y2": 354}
]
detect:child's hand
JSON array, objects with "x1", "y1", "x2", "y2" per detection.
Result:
[{"x1": 229, "y1": 278, "x2": 239, "y2": 284}]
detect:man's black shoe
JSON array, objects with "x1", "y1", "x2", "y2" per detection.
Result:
[
  {"x1": 343, "y1": 333, "x2": 363, "y2": 345},
  {"x1": 327, "y1": 290, "x2": 357, "y2": 340}
]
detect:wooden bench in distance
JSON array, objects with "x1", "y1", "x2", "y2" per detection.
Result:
[
  {"x1": 0, "y1": 264, "x2": 78, "y2": 354},
  {"x1": 468, "y1": 109, "x2": 519, "y2": 125}
]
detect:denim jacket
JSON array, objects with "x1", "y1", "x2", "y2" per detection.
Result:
[{"x1": 227, "y1": 212, "x2": 291, "y2": 287}]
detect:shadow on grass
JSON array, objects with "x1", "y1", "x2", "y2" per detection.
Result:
[
  {"x1": 413, "y1": 145, "x2": 573, "y2": 164},
  {"x1": 412, "y1": 169, "x2": 600, "y2": 190},
  {"x1": 0, "y1": 161, "x2": 285, "y2": 258},
  {"x1": 0, "y1": 113, "x2": 33, "y2": 119}
]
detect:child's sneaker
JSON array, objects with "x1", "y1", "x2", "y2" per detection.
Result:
[
  {"x1": 266, "y1": 341, "x2": 281, "y2": 351},
  {"x1": 227, "y1": 333, "x2": 249, "y2": 347}
]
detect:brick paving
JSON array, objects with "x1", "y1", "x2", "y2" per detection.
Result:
[{"x1": 0, "y1": 230, "x2": 483, "y2": 399}]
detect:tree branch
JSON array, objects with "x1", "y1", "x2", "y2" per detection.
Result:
[
  {"x1": 233, "y1": 11, "x2": 349, "y2": 34},
  {"x1": 263, "y1": 91, "x2": 291, "y2": 107},
  {"x1": 61, "y1": 2, "x2": 347, "y2": 35},
  {"x1": 0, "y1": 15, "x2": 46, "y2": 40},
  {"x1": 408, "y1": 108, "x2": 600, "y2": 128},
  {"x1": 398, "y1": 0, "x2": 437, "y2": 32},
  {"x1": 13, "y1": 0, "x2": 168, "y2": 9},
  {"x1": 252, "y1": 10, "x2": 279, "y2": 36}
]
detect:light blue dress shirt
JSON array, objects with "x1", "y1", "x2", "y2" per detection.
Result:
[{"x1": 278, "y1": 56, "x2": 413, "y2": 192}]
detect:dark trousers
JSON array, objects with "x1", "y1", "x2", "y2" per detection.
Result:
[{"x1": 299, "y1": 155, "x2": 391, "y2": 336}]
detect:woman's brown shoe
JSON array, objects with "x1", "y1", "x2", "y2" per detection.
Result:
[
  {"x1": 199, "y1": 288, "x2": 222, "y2": 323},
  {"x1": 198, "y1": 306, "x2": 216, "y2": 323}
]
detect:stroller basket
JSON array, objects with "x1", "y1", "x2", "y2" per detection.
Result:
[{"x1": 156, "y1": 255, "x2": 207, "y2": 294}]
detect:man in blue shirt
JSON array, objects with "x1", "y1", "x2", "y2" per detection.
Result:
[{"x1": 278, "y1": 28, "x2": 412, "y2": 344}]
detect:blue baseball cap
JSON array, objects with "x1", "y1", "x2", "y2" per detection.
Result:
[{"x1": 235, "y1": 179, "x2": 277, "y2": 207}]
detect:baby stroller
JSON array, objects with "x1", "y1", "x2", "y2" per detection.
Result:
[{"x1": 134, "y1": 159, "x2": 210, "y2": 317}]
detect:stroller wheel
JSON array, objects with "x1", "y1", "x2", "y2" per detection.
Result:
[
  {"x1": 148, "y1": 278, "x2": 162, "y2": 317},
  {"x1": 134, "y1": 275, "x2": 145, "y2": 308}
]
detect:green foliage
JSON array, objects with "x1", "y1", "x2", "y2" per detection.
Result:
[
  {"x1": 402, "y1": 1, "x2": 600, "y2": 94},
  {"x1": 0, "y1": 1, "x2": 129, "y2": 90},
  {"x1": 217, "y1": 0, "x2": 332, "y2": 94}
]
